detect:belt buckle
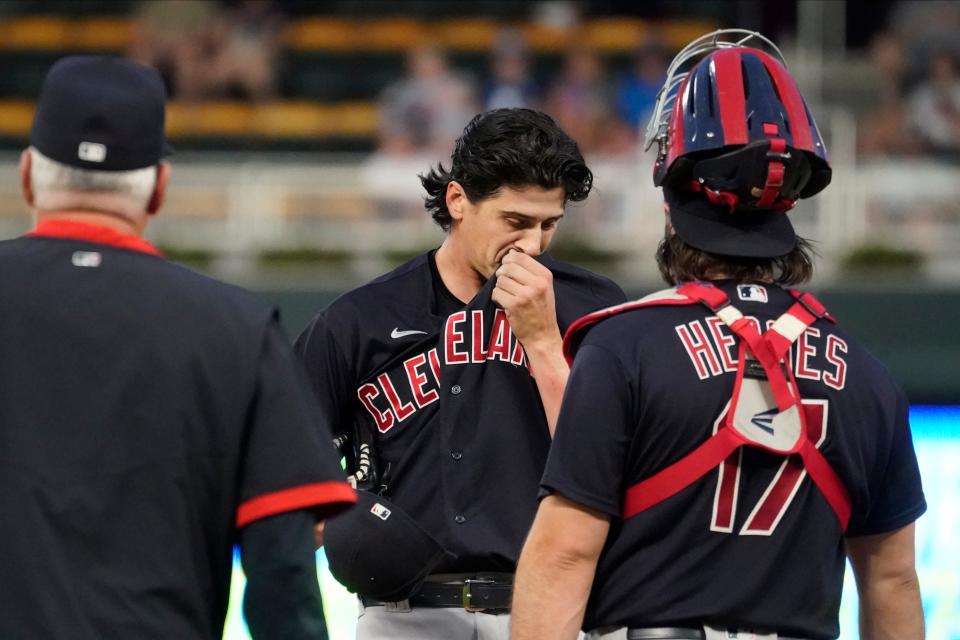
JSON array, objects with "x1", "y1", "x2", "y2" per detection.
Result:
[{"x1": 462, "y1": 578, "x2": 494, "y2": 612}]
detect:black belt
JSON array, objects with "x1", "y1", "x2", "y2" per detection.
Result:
[
  {"x1": 627, "y1": 629, "x2": 810, "y2": 640},
  {"x1": 361, "y1": 578, "x2": 513, "y2": 612}
]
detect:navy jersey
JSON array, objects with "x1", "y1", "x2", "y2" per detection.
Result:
[
  {"x1": 296, "y1": 251, "x2": 625, "y2": 571},
  {"x1": 542, "y1": 281, "x2": 925, "y2": 639},
  {"x1": 0, "y1": 221, "x2": 355, "y2": 639}
]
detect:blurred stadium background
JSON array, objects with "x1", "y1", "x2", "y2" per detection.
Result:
[{"x1": 0, "y1": 0, "x2": 956, "y2": 638}]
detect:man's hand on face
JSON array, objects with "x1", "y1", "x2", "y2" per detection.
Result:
[{"x1": 492, "y1": 250, "x2": 561, "y2": 352}]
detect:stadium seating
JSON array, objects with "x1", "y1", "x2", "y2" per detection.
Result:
[{"x1": 0, "y1": 12, "x2": 715, "y2": 149}]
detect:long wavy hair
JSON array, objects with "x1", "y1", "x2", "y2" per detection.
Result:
[
  {"x1": 420, "y1": 108, "x2": 593, "y2": 231},
  {"x1": 656, "y1": 231, "x2": 816, "y2": 286}
]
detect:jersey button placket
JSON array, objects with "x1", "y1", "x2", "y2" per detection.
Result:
[{"x1": 446, "y1": 383, "x2": 466, "y2": 526}]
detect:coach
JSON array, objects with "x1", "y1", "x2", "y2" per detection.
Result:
[{"x1": 0, "y1": 56, "x2": 356, "y2": 639}]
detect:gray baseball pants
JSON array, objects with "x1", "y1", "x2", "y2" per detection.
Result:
[
  {"x1": 356, "y1": 603, "x2": 511, "y2": 640},
  {"x1": 588, "y1": 627, "x2": 800, "y2": 640}
]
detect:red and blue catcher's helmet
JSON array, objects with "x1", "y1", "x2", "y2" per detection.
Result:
[{"x1": 646, "y1": 30, "x2": 831, "y2": 214}]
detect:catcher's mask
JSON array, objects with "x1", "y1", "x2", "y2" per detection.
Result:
[
  {"x1": 324, "y1": 491, "x2": 454, "y2": 601},
  {"x1": 646, "y1": 30, "x2": 832, "y2": 257}
]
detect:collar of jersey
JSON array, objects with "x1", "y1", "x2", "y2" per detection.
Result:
[{"x1": 27, "y1": 219, "x2": 163, "y2": 257}]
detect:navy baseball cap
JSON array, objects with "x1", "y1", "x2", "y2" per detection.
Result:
[
  {"x1": 30, "y1": 56, "x2": 172, "y2": 171},
  {"x1": 664, "y1": 185, "x2": 797, "y2": 259},
  {"x1": 324, "y1": 491, "x2": 454, "y2": 602}
]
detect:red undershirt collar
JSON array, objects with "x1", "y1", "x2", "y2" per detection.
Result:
[{"x1": 27, "y1": 219, "x2": 163, "y2": 257}]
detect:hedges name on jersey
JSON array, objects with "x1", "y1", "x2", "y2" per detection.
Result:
[
  {"x1": 296, "y1": 251, "x2": 625, "y2": 570},
  {"x1": 673, "y1": 283, "x2": 848, "y2": 388}
]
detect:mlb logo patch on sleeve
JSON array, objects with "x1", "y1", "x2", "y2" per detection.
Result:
[
  {"x1": 72, "y1": 251, "x2": 102, "y2": 268},
  {"x1": 737, "y1": 284, "x2": 768, "y2": 303}
]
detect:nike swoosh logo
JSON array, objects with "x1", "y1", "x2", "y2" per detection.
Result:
[{"x1": 391, "y1": 328, "x2": 429, "y2": 339}]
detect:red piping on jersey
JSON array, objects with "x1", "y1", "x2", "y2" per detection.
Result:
[
  {"x1": 712, "y1": 49, "x2": 749, "y2": 146},
  {"x1": 563, "y1": 297, "x2": 699, "y2": 365},
  {"x1": 236, "y1": 481, "x2": 358, "y2": 528},
  {"x1": 27, "y1": 219, "x2": 163, "y2": 256},
  {"x1": 562, "y1": 283, "x2": 850, "y2": 530}
]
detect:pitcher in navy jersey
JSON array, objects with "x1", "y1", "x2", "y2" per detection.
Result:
[
  {"x1": 512, "y1": 31, "x2": 925, "y2": 640},
  {"x1": 295, "y1": 108, "x2": 625, "y2": 640}
]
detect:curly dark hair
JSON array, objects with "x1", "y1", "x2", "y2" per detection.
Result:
[
  {"x1": 420, "y1": 108, "x2": 593, "y2": 231},
  {"x1": 656, "y1": 232, "x2": 816, "y2": 286}
]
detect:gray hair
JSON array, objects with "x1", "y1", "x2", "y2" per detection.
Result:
[{"x1": 29, "y1": 147, "x2": 157, "y2": 219}]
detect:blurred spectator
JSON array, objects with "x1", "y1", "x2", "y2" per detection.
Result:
[
  {"x1": 130, "y1": 0, "x2": 282, "y2": 101},
  {"x1": 129, "y1": 0, "x2": 219, "y2": 98},
  {"x1": 859, "y1": 31, "x2": 924, "y2": 158},
  {"x1": 544, "y1": 47, "x2": 629, "y2": 154},
  {"x1": 859, "y1": 100, "x2": 924, "y2": 158},
  {"x1": 908, "y1": 51, "x2": 960, "y2": 156},
  {"x1": 870, "y1": 31, "x2": 908, "y2": 100},
  {"x1": 614, "y1": 42, "x2": 669, "y2": 134},
  {"x1": 483, "y1": 28, "x2": 540, "y2": 111},
  {"x1": 206, "y1": 0, "x2": 284, "y2": 101},
  {"x1": 889, "y1": 0, "x2": 960, "y2": 84},
  {"x1": 378, "y1": 45, "x2": 478, "y2": 156}
]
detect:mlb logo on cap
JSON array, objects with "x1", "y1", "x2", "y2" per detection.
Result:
[
  {"x1": 370, "y1": 503, "x2": 392, "y2": 521},
  {"x1": 737, "y1": 284, "x2": 768, "y2": 303},
  {"x1": 78, "y1": 142, "x2": 107, "y2": 163}
]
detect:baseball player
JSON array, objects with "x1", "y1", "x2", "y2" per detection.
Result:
[
  {"x1": 295, "y1": 107, "x2": 626, "y2": 639},
  {"x1": 512, "y1": 31, "x2": 926, "y2": 640},
  {"x1": 0, "y1": 56, "x2": 356, "y2": 639}
]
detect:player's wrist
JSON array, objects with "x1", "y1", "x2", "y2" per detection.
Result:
[
  {"x1": 522, "y1": 335, "x2": 567, "y2": 376},
  {"x1": 521, "y1": 332, "x2": 563, "y2": 358}
]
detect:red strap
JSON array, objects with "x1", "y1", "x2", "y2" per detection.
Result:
[
  {"x1": 771, "y1": 198, "x2": 798, "y2": 212},
  {"x1": 764, "y1": 331, "x2": 793, "y2": 362},
  {"x1": 624, "y1": 428, "x2": 743, "y2": 519},
  {"x1": 789, "y1": 290, "x2": 836, "y2": 324},
  {"x1": 756, "y1": 163, "x2": 785, "y2": 208},
  {"x1": 726, "y1": 318, "x2": 797, "y2": 410},
  {"x1": 705, "y1": 187, "x2": 740, "y2": 212},
  {"x1": 755, "y1": 138, "x2": 788, "y2": 209},
  {"x1": 799, "y1": 442, "x2": 852, "y2": 529},
  {"x1": 625, "y1": 431, "x2": 851, "y2": 529},
  {"x1": 765, "y1": 300, "x2": 818, "y2": 359},
  {"x1": 688, "y1": 180, "x2": 740, "y2": 213},
  {"x1": 676, "y1": 282, "x2": 730, "y2": 312}
]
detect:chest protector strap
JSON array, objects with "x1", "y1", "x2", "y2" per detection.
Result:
[{"x1": 567, "y1": 283, "x2": 850, "y2": 530}]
